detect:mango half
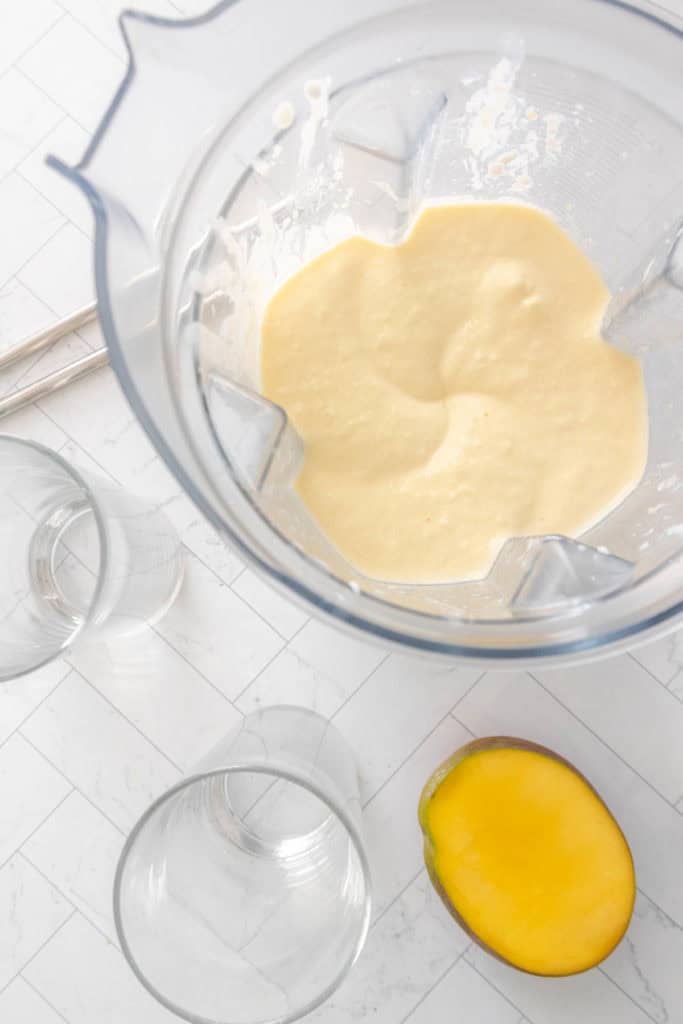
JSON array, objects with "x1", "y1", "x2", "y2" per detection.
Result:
[{"x1": 419, "y1": 737, "x2": 635, "y2": 976}]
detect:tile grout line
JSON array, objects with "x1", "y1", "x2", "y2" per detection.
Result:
[
  {"x1": 18, "y1": 13, "x2": 125, "y2": 137},
  {"x1": 7, "y1": 10, "x2": 67, "y2": 71},
  {"x1": 598, "y1": 964, "x2": 660, "y2": 1024},
  {"x1": 17, "y1": 850, "x2": 77, "y2": 909},
  {"x1": 149, "y1": 617, "x2": 248, "y2": 711},
  {"x1": 0, "y1": 907, "x2": 77, "y2": 1001},
  {"x1": 636, "y1": 885, "x2": 683, "y2": 930},
  {"x1": 19, "y1": 849, "x2": 121, "y2": 954},
  {"x1": 0, "y1": 663, "x2": 71, "y2": 753},
  {"x1": 0, "y1": 106, "x2": 68, "y2": 189},
  {"x1": 19, "y1": 974, "x2": 71, "y2": 1024},
  {"x1": 627, "y1": 649, "x2": 683, "y2": 704},
  {"x1": 69, "y1": 666, "x2": 183, "y2": 775},
  {"x1": 450, "y1": 712, "x2": 476, "y2": 739},
  {"x1": 15, "y1": 152, "x2": 82, "y2": 228},
  {"x1": 399, "y1": 949, "x2": 467, "y2": 1024},
  {"x1": 450, "y1": 670, "x2": 488, "y2": 714},
  {"x1": 0, "y1": 336, "x2": 65, "y2": 398},
  {"x1": 52, "y1": 0, "x2": 139, "y2": 64},
  {"x1": 464, "y1": 956, "x2": 538, "y2": 1024},
  {"x1": 12, "y1": 177, "x2": 92, "y2": 244},
  {"x1": 230, "y1": 618, "x2": 311, "y2": 704},
  {"x1": 230, "y1": 565, "x2": 248, "y2": 586},
  {"x1": 227, "y1": 579, "x2": 310, "y2": 644},
  {"x1": 361, "y1": 673, "x2": 485, "y2": 811},
  {"x1": 222, "y1": 585, "x2": 292, "y2": 645},
  {"x1": 0, "y1": 787, "x2": 74, "y2": 874},
  {"x1": 12, "y1": 235, "x2": 98, "y2": 348},
  {"x1": 5, "y1": 401, "x2": 67, "y2": 441},
  {"x1": 361, "y1": 707, "x2": 454, "y2": 811},
  {"x1": 369, "y1": 866, "x2": 424, "y2": 930},
  {"x1": 8, "y1": 329, "x2": 92, "y2": 394},
  {"x1": 528, "y1": 670, "x2": 683, "y2": 813},
  {"x1": 329, "y1": 650, "x2": 392, "y2": 722},
  {"x1": 0, "y1": 214, "x2": 66, "y2": 293},
  {"x1": 18, "y1": 730, "x2": 127, "y2": 839}
]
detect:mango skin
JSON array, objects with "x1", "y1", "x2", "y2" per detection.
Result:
[{"x1": 418, "y1": 737, "x2": 636, "y2": 977}]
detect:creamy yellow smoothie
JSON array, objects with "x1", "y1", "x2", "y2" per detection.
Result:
[{"x1": 261, "y1": 202, "x2": 647, "y2": 583}]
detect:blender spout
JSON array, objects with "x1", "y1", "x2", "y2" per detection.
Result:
[
  {"x1": 603, "y1": 218, "x2": 683, "y2": 352},
  {"x1": 45, "y1": 2, "x2": 268, "y2": 244}
]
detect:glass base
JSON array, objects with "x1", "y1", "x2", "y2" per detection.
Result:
[{"x1": 29, "y1": 498, "x2": 99, "y2": 627}]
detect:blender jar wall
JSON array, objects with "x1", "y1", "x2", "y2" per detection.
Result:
[{"x1": 55, "y1": 0, "x2": 683, "y2": 661}]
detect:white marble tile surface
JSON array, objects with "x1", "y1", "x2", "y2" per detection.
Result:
[
  {"x1": 407, "y1": 957, "x2": 526, "y2": 1024},
  {"x1": 0, "y1": 277, "x2": 54, "y2": 352},
  {"x1": 232, "y1": 568, "x2": 309, "y2": 640},
  {"x1": 163, "y1": 490, "x2": 245, "y2": 584},
  {"x1": 56, "y1": 0, "x2": 182, "y2": 59},
  {"x1": 465, "y1": 941, "x2": 652, "y2": 1024},
  {"x1": 21, "y1": 671, "x2": 180, "y2": 830},
  {"x1": 309, "y1": 873, "x2": 466, "y2": 1024},
  {"x1": 0, "y1": 855, "x2": 72, "y2": 989},
  {"x1": 0, "y1": 660, "x2": 70, "y2": 746},
  {"x1": 23, "y1": 791, "x2": 124, "y2": 945},
  {"x1": 0, "y1": 735, "x2": 71, "y2": 867},
  {"x1": 0, "y1": 69, "x2": 61, "y2": 180},
  {"x1": 156, "y1": 551, "x2": 285, "y2": 699},
  {"x1": 364, "y1": 717, "x2": 473, "y2": 918},
  {"x1": 632, "y1": 629, "x2": 683, "y2": 690},
  {"x1": 0, "y1": 976, "x2": 66, "y2": 1023},
  {"x1": 333, "y1": 654, "x2": 481, "y2": 800},
  {"x1": 17, "y1": 222, "x2": 95, "y2": 314},
  {"x1": 0, "y1": 0, "x2": 62, "y2": 76},
  {"x1": 24, "y1": 914, "x2": 179, "y2": 1023},
  {"x1": 67, "y1": 629, "x2": 242, "y2": 771},
  {"x1": 19, "y1": 117, "x2": 93, "y2": 237},
  {"x1": 602, "y1": 890, "x2": 683, "y2": 1024},
  {"x1": 18, "y1": 15, "x2": 125, "y2": 133},
  {"x1": 535, "y1": 655, "x2": 683, "y2": 804},
  {"x1": 2, "y1": 2, "x2": 683, "y2": 1022},
  {"x1": 0, "y1": 173, "x2": 63, "y2": 284}
]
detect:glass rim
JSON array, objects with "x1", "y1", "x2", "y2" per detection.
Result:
[
  {"x1": 112, "y1": 757, "x2": 373, "y2": 1024},
  {"x1": 0, "y1": 433, "x2": 109, "y2": 682},
  {"x1": 53, "y1": 0, "x2": 683, "y2": 664}
]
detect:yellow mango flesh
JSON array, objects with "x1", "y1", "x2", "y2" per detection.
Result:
[{"x1": 425, "y1": 747, "x2": 635, "y2": 975}]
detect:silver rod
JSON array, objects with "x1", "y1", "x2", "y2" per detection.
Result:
[
  {"x1": 0, "y1": 346, "x2": 109, "y2": 419},
  {"x1": 0, "y1": 301, "x2": 98, "y2": 371}
]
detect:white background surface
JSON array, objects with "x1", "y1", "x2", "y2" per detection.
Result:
[{"x1": 1, "y1": 2, "x2": 683, "y2": 1022}]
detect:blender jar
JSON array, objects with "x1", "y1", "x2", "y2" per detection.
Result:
[{"x1": 53, "y1": 0, "x2": 683, "y2": 662}]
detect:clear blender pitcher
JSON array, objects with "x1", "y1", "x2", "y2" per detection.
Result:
[{"x1": 53, "y1": 0, "x2": 683, "y2": 663}]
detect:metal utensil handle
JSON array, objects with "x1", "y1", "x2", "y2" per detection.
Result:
[
  {"x1": 0, "y1": 347, "x2": 109, "y2": 419},
  {"x1": 0, "y1": 301, "x2": 98, "y2": 371}
]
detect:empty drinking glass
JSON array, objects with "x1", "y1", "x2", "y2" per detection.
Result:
[
  {"x1": 0, "y1": 435, "x2": 184, "y2": 681},
  {"x1": 114, "y1": 705, "x2": 372, "y2": 1024}
]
